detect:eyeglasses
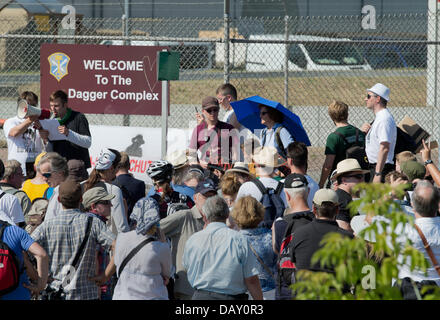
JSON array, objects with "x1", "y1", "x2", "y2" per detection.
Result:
[
  {"x1": 96, "y1": 200, "x2": 111, "y2": 206},
  {"x1": 204, "y1": 108, "x2": 219, "y2": 114}
]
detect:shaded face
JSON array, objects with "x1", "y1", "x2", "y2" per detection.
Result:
[
  {"x1": 40, "y1": 162, "x2": 65, "y2": 187},
  {"x1": 341, "y1": 172, "x2": 365, "y2": 188},
  {"x1": 50, "y1": 98, "x2": 67, "y2": 118},
  {"x1": 202, "y1": 106, "x2": 219, "y2": 123},
  {"x1": 92, "y1": 200, "x2": 112, "y2": 217},
  {"x1": 223, "y1": 194, "x2": 236, "y2": 207},
  {"x1": 259, "y1": 106, "x2": 273, "y2": 127},
  {"x1": 10, "y1": 167, "x2": 24, "y2": 188}
]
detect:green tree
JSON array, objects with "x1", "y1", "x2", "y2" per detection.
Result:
[{"x1": 291, "y1": 182, "x2": 440, "y2": 300}]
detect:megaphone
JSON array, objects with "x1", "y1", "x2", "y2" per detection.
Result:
[{"x1": 17, "y1": 99, "x2": 51, "y2": 120}]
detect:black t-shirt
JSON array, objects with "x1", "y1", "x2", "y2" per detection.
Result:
[
  {"x1": 113, "y1": 174, "x2": 146, "y2": 217},
  {"x1": 290, "y1": 219, "x2": 353, "y2": 272},
  {"x1": 273, "y1": 210, "x2": 314, "y2": 253},
  {"x1": 51, "y1": 110, "x2": 92, "y2": 168},
  {"x1": 335, "y1": 188, "x2": 353, "y2": 223}
]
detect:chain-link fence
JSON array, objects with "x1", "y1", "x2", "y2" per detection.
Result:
[{"x1": 0, "y1": 11, "x2": 438, "y2": 180}]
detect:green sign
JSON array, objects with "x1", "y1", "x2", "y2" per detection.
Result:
[{"x1": 157, "y1": 51, "x2": 180, "y2": 81}]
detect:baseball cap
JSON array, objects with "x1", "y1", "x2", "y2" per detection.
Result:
[
  {"x1": 284, "y1": 173, "x2": 308, "y2": 188},
  {"x1": 366, "y1": 83, "x2": 390, "y2": 101},
  {"x1": 194, "y1": 178, "x2": 217, "y2": 195},
  {"x1": 82, "y1": 186, "x2": 115, "y2": 209},
  {"x1": 202, "y1": 96, "x2": 219, "y2": 109},
  {"x1": 313, "y1": 189, "x2": 339, "y2": 206},
  {"x1": 400, "y1": 160, "x2": 426, "y2": 182}
]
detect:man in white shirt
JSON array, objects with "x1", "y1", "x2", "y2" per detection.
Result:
[
  {"x1": 3, "y1": 91, "x2": 47, "y2": 178},
  {"x1": 361, "y1": 83, "x2": 397, "y2": 183}
]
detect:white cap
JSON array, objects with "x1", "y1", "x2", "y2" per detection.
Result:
[{"x1": 366, "y1": 83, "x2": 390, "y2": 101}]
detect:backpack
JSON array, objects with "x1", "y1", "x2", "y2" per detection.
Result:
[
  {"x1": 394, "y1": 127, "x2": 417, "y2": 156},
  {"x1": 334, "y1": 128, "x2": 370, "y2": 170},
  {"x1": 276, "y1": 212, "x2": 314, "y2": 299},
  {"x1": 0, "y1": 221, "x2": 21, "y2": 296},
  {"x1": 251, "y1": 178, "x2": 285, "y2": 229},
  {"x1": 262, "y1": 125, "x2": 287, "y2": 160}
]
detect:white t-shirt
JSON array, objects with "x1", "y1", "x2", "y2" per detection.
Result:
[
  {"x1": 223, "y1": 109, "x2": 234, "y2": 124},
  {"x1": 3, "y1": 116, "x2": 45, "y2": 176},
  {"x1": 236, "y1": 177, "x2": 288, "y2": 208},
  {"x1": 365, "y1": 108, "x2": 397, "y2": 164},
  {"x1": 0, "y1": 190, "x2": 25, "y2": 224}
]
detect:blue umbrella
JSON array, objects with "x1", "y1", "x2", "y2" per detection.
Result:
[{"x1": 230, "y1": 95, "x2": 311, "y2": 146}]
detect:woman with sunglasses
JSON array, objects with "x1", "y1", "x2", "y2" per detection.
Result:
[
  {"x1": 83, "y1": 148, "x2": 130, "y2": 235},
  {"x1": 259, "y1": 104, "x2": 294, "y2": 160}
]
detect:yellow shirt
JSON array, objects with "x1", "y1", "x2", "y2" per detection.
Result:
[{"x1": 21, "y1": 179, "x2": 49, "y2": 202}]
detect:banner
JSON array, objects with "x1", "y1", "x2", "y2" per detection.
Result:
[{"x1": 40, "y1": 43, "x2": 169, "y2": 115}]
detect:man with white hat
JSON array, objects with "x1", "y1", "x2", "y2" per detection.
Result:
[
  {"x1": 331, "y1": 158, "x2": 369, "y2": 232},
  {"x1": 361, "y1": 83, "x2": 397, "y2": 183}
]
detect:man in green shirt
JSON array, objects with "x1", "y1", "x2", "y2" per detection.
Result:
[{"x1": 319, "y1": 101, "x2": 365, "y2": 188}]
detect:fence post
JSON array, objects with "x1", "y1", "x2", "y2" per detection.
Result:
[
  {"x1": 224, "y1": 0, "x2": 230, "y2": 84},
  {"x1": 284, "y1": 15, "x2": 289, "y2": 109},
  {"x1": 122, "y1": 0, "x2": 130, "y2": 127}
]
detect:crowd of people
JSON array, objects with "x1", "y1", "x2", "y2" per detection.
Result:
[{"x1": 0, "y1": 82, "x2": 439, "y2": 301}]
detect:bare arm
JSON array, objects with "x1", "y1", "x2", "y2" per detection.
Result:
[
  {"x1": 319, "y1": 154, "x2": 336, "y2": 188},
  {"x1": 244, "y1": 274, "x2": 263, "y2": 300},
  {"x1": 8, "y1": 117, "x2": 36, "y2": 137},
  {"x1": 271, "y1": 221, "x2": 278, "y2": 255},
  {"x1": 23, "y1": 242, "x2": 48, "y2": 295},
  {"x1": 373, "y1": 142, "x2": 390, "y2": 183},
  {"x1": 420, "y1": 139, "x2": 440, "y2": 186}
]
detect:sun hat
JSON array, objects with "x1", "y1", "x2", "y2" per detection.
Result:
[
  {"x1": 331, "y1": 158, "x2": 370, "y2": 181},
  {"x1": 95, "y1": 148, "x2": 116, "y2": 170},
  {"x1": 226, "y1": 162, "x2": 250, "y2": 176},
  {"x1": 166, "y1": 150, "x2": 188, "y2": 170},
  {"x1": 313, "y1": 189, "x2": 339, "y2": 206},
  {"x1": 252, "y1": 146, "x2": 284, "y2": 168},
  {"x1": 82, "y1": 186, "x2": 115, "y2": 209},
  {"x1": 366, "y1": 83, "x2": 390, "y2": 101}
]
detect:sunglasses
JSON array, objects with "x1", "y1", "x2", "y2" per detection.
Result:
[
  {"x1": 345, "y1": 174, "x2": 364, "y2": 180},
  {"x1": 366, "y1": 94, "x2": 377, "y2": 99},
  {"x1": 42, "y1": 172, "x2": 53, "y2": 178},
  {"x1": 204, "y1": 107, "x2": 219, "y2": 114}
]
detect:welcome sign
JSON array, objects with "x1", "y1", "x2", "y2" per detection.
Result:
[{"x1": 40, "y1": 43, "x2": 169, "y2": 115}]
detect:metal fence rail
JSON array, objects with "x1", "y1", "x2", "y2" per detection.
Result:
[{"x1": 0, "y1": 12, "x2": 438, "y2": 180}]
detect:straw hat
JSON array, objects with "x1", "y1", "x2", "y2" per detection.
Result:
[
  {"x1": 226, "y1": 162, "x2": 250, "y2": 176},
  {"x1": 331, "y1": 158, "x2": 369, "y2": 181},
  {"x1": 166, "y1": 150, "x2": 188, "y2": 170},
  {"x1": 252, "y1": 147, "x2": 284, "y2": 167}
]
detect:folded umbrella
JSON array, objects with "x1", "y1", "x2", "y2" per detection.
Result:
[{"x1": 230, "y1": 95, "x2": 311, "y2": 146}]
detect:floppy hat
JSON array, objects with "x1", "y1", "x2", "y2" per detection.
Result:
[
  {"x1": 284, "y1": 173, "x2": 308, "y2": 188},
  {"x1": 166, "y1": 150, "x2": 188, "y2": 170},
  {"x1": 82, "y1": 186, "x2": 115, "y2": 209},
  {"x1": 366, "y1": 83, "x2": 390, "y2": 101},
  {"x1": 400, "y1": 160, "x2": 426, "y2": 182},
  {"x1": 331, "y1": 158, "x2": 369, "y2": 181},
  {"x1": 95, "y1": 148, "x2": 116, "y2": 170},
  {"x1": 226, "y1": 162, "x2": 250, "y2": 176},
  {"x1": 252, "y1": 146, "x2": 284, "y2": 168},
  {"x1": 313, "y1": 189, "x2": 339, "y2": 206}
]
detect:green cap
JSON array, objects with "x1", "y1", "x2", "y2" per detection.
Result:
[{"x1": 400, "y1": 160, "x2": 426, "y2": 182}]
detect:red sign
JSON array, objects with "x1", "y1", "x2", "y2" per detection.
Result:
[{"x1": 40, "y1": 43, "x2": 168, "y2": 115}]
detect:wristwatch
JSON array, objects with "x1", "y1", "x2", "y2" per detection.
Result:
[
  {"x1": 374, "y1": 171, "x2": 382, "y2": 176},
  {"x1": 424, "y1": 159, "x2": 433, "y2": 166}
]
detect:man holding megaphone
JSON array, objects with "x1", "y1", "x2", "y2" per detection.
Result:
[{"x1": 3, "y1": 91, "x2": 49, "y2": 179}]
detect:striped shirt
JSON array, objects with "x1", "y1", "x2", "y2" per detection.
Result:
[{"x1": 32, "y1": 208, "x2": 115, "y2": 300}]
